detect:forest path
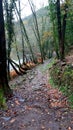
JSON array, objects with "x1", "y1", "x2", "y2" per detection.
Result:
[{"x1": 0, "y1": 60, "x2": 73, "y2": 130}]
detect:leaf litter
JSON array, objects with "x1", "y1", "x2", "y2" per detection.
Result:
[{"x1": 0, "y1": 60, "x2": 73, "y2": 130}]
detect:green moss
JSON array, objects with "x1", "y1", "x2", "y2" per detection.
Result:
[
  {"x1": 61, "y1": 65, "x2": 73, "y2": 92},
  {"x1": 50, "y1": 61, "x2": 73, "y2": 107},
  {"x1": 0, "y1": 89, "x2": 7, "y2": 109}
]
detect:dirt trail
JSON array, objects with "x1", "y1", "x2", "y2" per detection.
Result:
[{"x1": 0, "y1": 60, "x2": 73, "y2": 130}]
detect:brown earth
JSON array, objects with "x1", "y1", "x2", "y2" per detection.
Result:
[{"x1": 0, "y1": 60, "x2": 73, "y2": 130}]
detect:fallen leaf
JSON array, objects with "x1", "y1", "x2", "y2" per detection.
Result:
[
  {"x1": 15, "y1": 100, "x2": 20, "y2": 105},
  {"x1": 11, "y1": 104, "x2": 14, "y2": 107},
  {"x1": 41, "y1": 125, "x2": 45, "y2": 129},
  {"x1": 25, "y1": 105, "x2": 32, "y2": 110},
  {"x1": 32, "y1": 119, "x2": 35, "y2": 122},
  {"x1": 2, "y1": 122, "x2": 5, "y2": 125},
  {"x1": 68, "y1": 127, "x2": 72, "y2": 130},
  {"x1": 14, "y1": 111, "x2": 17, "y2": 115},
  {"x1": 10, "y1": 118, "x2": 15, "y2": 123}
]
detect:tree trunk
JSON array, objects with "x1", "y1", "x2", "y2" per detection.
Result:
[
  {"x1": 56, "y1": 0, "x2": 63, "y2": 60},
  {"x1": 0, "y1": 0, "x2": 12, "y2": 98},
  {"x1": 61, "y1": 4, "x2": 68, "y2": 60},
  {"x1": 56, "y1": 0, "x2": 68, "y2": 61}
]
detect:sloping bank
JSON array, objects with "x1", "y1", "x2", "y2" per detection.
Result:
[{"x1": 49, "y1": 58, "x2": 73, "y2": 108}]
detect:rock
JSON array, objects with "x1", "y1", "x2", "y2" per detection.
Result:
[
  {"x1": 32, "y1": 85, "x2": 42, "y2": 91},
  {"x1": 19, "y1": 98, "x2": 25, "y2": 102},
  {"x1": 61, "y1": 62, "x2": 66, "y2": 66},
  {"x1": 1, "y1": 117, "x2": 11, "y2": 121}
]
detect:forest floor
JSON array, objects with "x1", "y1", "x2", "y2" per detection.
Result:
[{"x1": 0, "y1": 60, "x2": 73, "y2": 130}]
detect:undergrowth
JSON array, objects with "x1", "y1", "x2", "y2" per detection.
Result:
[
  {"x1": 0, "y1": 89, "x2": 7, "y2": 109},
  {"x1": 49, "y1": 59, "x2": 73, "y2": 108}
]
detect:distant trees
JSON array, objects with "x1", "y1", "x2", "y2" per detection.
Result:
[
  {"x1": 0, "y1": 0, "x2": 12, "y2": 97},
  {"x1": 28, "y1": 0, "x2": 52, "y2": 62},
  {"x1": 4, "y1": 0, "x2": 51, "y2": 75},
  {"x1": 28, "y1": 0, "x2": 44, "y2": 63}
]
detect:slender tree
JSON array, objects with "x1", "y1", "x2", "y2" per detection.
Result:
[
  {"x1": 28, "y1": 0, "x2": 43, "y2": 63},
  {"x1": 0, "y1": 0, "x2": 12, "y2": 97},
  {"x1": 49, "y1": 0, "x2": 59, "y2": 58},
  {"x1": 4, "y1": 0, "x2": 14, "y2": 79},
  {"x1": 14, "y1": 1, "x2": 36, "y2": 63}
]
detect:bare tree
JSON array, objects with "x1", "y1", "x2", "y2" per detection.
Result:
[
  {"x1": 14, "y1": 1, "x2": 36, "y2": 63},
  {"x1": 28, "y1": 0, "x2": 43, "y2": 63}
]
